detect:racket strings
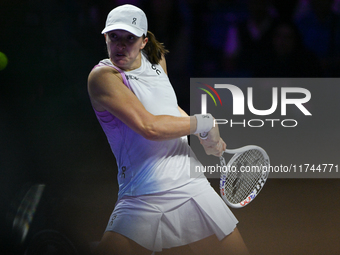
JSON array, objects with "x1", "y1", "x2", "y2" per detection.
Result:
[{"x1": 223, "y1": 150, "x2": 267, "y2": 204}]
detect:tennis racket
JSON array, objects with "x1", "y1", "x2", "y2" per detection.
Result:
[
  {"x1": 219, "y1": 145, "x2": 269, "y2": 208},
  {"x1": 7, "y1": 184, "x2": 45, "y2": 246}
]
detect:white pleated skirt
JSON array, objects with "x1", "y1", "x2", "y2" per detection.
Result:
[{"x1": 105, "y1": 177, "x2": 238, "y2": 252}]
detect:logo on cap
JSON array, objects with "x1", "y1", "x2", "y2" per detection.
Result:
[{"x1": 132, "y1": 18, "x2": 137, "y2": 25}]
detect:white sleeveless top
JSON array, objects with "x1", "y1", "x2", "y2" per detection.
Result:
[{"x1": 93, "y1": 53, "x2": 204, "y2": 201}]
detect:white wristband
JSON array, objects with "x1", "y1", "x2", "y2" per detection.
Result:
[{"x1": 194, "y1": 114, "x2": 214, "y2": 134}]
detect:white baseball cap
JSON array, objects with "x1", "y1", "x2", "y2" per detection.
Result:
[{"x1": 101, "y1": 4, "x2": 148, "y2": 37}]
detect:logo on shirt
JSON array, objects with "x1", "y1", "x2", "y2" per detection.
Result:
[
  {"x1": 109, "y1": 215, "x2": 117, "y2": 226},
  {"x1": 151, "y1": 65, "x2": 161, "y2": 75},
  {"x1": 126, "y1": 75, "x2": 139, "y2": 80},
  {"x1": 121, "y1": 166, "x2": 126, "y2": 178}
]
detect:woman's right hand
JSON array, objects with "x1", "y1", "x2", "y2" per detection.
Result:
[{"x1": 198, "y1": 124, "x2": 226, "y2": 157}]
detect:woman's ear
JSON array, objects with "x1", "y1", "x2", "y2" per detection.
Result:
[{"x1": 141, "y1": 37, "x2": 148, "y2": 50}]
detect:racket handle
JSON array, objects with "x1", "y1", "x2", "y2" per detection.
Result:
[{"x1": 199, "y1": 132, "x2": 208, "y2": 139}]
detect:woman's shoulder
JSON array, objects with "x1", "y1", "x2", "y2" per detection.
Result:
[
  {"x1": 89, "y1": 60, "x2": 122, "y2": 80},
  {"x1": 92, "y1": 59, "x2": 121, "y2": 73},
  {"x1": 88, "y1": 62, "x2": 124, "y2": 92},
  {"x1": 88, "y1": 62, "x2": 125, "y2": 111}
]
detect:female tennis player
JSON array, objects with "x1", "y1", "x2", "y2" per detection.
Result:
[{"x1": 88, "y1": 4, "x2": 249, "y2": 255}]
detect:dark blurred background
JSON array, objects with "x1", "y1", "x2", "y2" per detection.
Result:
[{"x1": 0, "y1": 0, "x2": 340, "y2": 254}]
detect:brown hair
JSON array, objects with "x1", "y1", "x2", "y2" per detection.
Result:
[{"x1": 142, "y1": 31, "x2": 169, "y2": 65}]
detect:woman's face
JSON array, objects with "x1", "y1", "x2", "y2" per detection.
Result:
[{"x1": 105, "y1": 30, "x2": 148, "y2": 71}]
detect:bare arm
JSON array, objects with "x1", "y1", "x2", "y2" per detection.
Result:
[
  {"x1": 163, "y1": 57, "x2": 226, "y2": 156},
  {"x1": 88, "y1": 66, "x2": 197, "y2": 141},
  {"x1": 177, "y1": 104, "x2": 226, "y2": 156}
]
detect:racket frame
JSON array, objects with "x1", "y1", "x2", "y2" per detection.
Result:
[{"x1": 219, "y1": 145, "x2": 269, "y2": 208}]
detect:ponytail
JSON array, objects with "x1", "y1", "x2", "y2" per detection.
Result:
[{"x1": 142, "y1": 31, "x2": 169, "y2": 65}]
